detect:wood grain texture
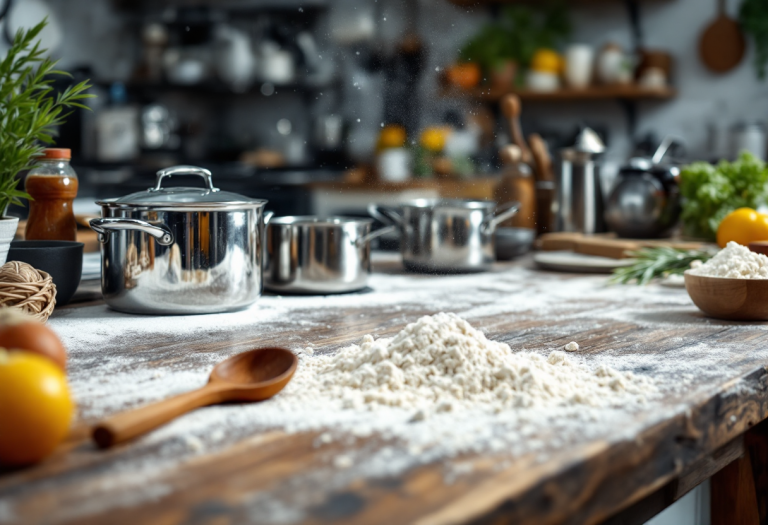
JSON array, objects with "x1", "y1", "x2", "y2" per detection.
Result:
[{"x1": 3, "y1": 255, "x2": 768, "y2": 525}]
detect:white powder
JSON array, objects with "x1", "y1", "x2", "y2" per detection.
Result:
[
  {"x1": 689, "y1": 241, "x2": 768, "y2": 279},
  {"x1": 564, "y1": 341, "x2": 580, "y2": 352},
  {"x1": 279, "y1": 313, "x2": 655, "y2": 417}
]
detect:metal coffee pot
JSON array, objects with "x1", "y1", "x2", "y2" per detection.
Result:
[{"x1": 555, "y1": 127, "x2": 606, "y2": 234}]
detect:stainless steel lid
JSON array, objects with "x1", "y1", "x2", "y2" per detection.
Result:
[
  {"x1": 98, "y1": 165, "x2": 267, "y2": 209},
  {"x1": 401, "y1": 199, "x2": 497, "y2": 210},
  {"x1": 269, "y1": 216, "x2": 373, "y2": 226}
]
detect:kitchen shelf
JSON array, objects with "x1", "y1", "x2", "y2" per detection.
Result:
[
  {"x1": 440, "y1": 85, "x2": 677, "y2": 102},
  {"x1": 447, "y1": 0, "x2": 668, "y2": 5}
]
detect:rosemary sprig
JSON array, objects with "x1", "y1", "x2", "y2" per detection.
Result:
[{"x1": 610, "y1": 246, "x2": 714, "y2": 285}]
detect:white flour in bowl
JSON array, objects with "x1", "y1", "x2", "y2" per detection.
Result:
[
  {"x1": 689, "y1": 241, "x2": 768, "y2": 279},
  {"x1": 279, "y1": 312, "x2": 656, "y2": 417}
]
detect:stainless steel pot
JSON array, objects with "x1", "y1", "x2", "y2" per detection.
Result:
[
  {"x1": 369, "y1": 199, "x2": 519, "y2": 273},
  {"x1": 264, "y1": 216, "x2": 393, "y2": 294},
  {"x1": 90, "y1": 165, "x2": 269, "y2": 315}
]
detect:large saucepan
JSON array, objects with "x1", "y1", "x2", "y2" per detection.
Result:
[
  {"x1": 90, "y1": 165, "x2": 269, "y2": 315},
  {"x1": 369, "y1": 199, "x2": 519, "y2": 273},
  {"x1": 264, "y1": 216, "x2": 393, "y2": 294}
]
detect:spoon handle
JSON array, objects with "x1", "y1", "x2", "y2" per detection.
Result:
[{"x1": 92, "y1": 384, "x2": 228, "y2": 449}]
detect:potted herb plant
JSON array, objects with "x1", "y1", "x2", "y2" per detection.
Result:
[
  {"x1": 458, "y1": 4, "x2": 571, "y2": 90},
  {"x1": 0, "y1": 20, "x2": 93, "y2": 263},
  {"x1": 740, "y1": 0, "x2": 768, "y2": 79}
]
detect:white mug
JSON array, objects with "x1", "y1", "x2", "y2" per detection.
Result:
[{"x1": 565, "y1": 44, "x2": 594, "y2": 89}]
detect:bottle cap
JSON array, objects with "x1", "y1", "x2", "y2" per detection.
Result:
[{"x1": 41, "y1": 148, "x2": 71, "y2": 160}]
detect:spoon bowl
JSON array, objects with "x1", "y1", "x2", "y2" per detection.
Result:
[
  {"x1": 211, "y1": 347, "x2": 298, "y2": 401},
  {"x1": 93, "y1": 347, "x2": 298, "y2": 449}
]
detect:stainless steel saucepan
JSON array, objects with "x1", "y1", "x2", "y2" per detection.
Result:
[
  {"x1": 264, "y1": 216, "x2": 394, "y2": 294},
  {"x1": 369, "y1": 199, "x2": 519, "y2": 273},
  {"x1": 90, "y1": 165, "x2": 270, "y2": 315}
]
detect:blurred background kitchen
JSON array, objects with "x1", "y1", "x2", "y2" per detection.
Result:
[{"x1": 2, "y1": 0, "x2": 766, "y2": 228}]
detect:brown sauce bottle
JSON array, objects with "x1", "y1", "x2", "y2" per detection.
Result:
[{"x1": 25, "y1": 148, "x2": 79, "y2": 241}]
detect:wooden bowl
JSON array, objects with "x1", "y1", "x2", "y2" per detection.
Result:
[{"x1": 684, "y1": 271, "x2": 768, "y2": 321}]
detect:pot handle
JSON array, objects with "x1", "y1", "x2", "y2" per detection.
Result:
[
  {"x1": 152, "y1": 165, "x2": 219, "y2": 193},
  {"x1": 482, "y1": 202, "x2": 520, "y2": 234},
  {"x1": 368, "y1": 204, "x2": 403, "y2": 226},
  {"x1": 264, "y1": 211, "x2": 274, "y2": 224},
  {"x1": 90, "y1": 218, "x2": 174, "y2": 246},
  {"x1": 354, "y1": 225, "x2": 396, "y2": 248}
]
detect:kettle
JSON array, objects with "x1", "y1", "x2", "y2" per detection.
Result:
[{"x1": 604, "y1": 136, "x2": 683, "y2": 239}]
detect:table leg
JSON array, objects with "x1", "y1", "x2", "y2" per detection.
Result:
[{"x1": 711, "y1": 420, "x2": 768, "y2": 525}]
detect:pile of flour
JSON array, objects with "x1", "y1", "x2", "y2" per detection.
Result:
[
  {"x1": 689, "y1": 241, "x2": 768, "y2": 279},
  {"x1": 279, "y1": 312, "x2": 656, "y2": 417}
]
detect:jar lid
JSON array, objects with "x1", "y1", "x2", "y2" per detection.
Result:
[
  {"x1": 41, "y1": 148, "x2": 71, "y2": 160},
  {"x1": 98, "y1": 165, "x2": 267, "y2": 210}
]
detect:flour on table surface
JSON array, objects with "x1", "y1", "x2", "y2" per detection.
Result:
[
  {"x1": 689, "y1": 241, "x2": 768, "y2": 279},
  {"x1": 9, "y1": 258, "x2": 768, "y2": 525},
  {"x1": 279, "y1": 313, "x2": 654, "y2": 416}
]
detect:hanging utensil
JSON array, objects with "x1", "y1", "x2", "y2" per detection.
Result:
[{"x1": 699, "y1": 0, "x2": 745, "y2": 73}]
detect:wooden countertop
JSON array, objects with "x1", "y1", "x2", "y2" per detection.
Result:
[{"x1": 1, "y1": 254, "x2": 767, "y2": 524}]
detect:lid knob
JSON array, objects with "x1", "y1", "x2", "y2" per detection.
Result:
[{"x1": 152, "y1": 165, "x2": 219, "y2": 192}]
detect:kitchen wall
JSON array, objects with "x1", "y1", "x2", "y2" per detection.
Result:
[
  {"x1": 2, "y1": 0, "x2": 765, "y2": 169},
  {"x1": 416, "y1": 0, "x2": 768, "y2": 170}
]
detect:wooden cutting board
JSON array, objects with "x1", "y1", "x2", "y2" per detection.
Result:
[{"x1": 537, "y1": 232, "x2": 708, "y2": 259}]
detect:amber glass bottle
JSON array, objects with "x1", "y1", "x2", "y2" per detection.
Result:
[{"x1": 25, "y1": 148, "x2": 79, "y2": 241}]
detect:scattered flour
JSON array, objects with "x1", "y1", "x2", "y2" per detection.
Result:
[
  {"x1": 564, "y1": 341, "x2": 580, "y2": 352},
  {"x1": 278, "y1": 313, "x2": 655, "y2": 417},
  {"x1": 689, "y1": 241, "x2": 768, "y2": 279}
]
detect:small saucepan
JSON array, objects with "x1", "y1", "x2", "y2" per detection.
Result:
[
  {"x1": 264, "y1": 216, "x2": 394, "y2": 294},
  {"x1": 369, "y1": 199, "x2": 520, "y2": 273}
]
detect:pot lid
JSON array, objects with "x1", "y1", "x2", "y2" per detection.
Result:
[{"x1": 106, "y1": 166, "x2": 267, "y2": 208}]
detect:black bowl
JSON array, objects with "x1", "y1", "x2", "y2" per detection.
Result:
[{"x1": 7, "y1": 241, "x2": 84, "y2": 306}]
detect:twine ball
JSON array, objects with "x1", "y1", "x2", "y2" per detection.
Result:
[{"x1": 0, "y1": 261, "x2": 56, "y2": 322}]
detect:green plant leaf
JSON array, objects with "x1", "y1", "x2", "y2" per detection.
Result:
[{"x1": 0, "y1": 19, "x2": 94, "y2": 207}]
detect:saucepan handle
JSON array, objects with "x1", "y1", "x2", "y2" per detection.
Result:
[
  {"x1": 263, "y1": 211, "x2": 274, "y2": 224},
  {"x1": 368, "y1": 204, "x2": 403, "y2": 226},
  {"x1": 482, "y1": 202, "x2": 520, "y2": 234},
  {"x1": 152, "y1": 165, "x2": 219, "y2": 193},
  {"x1": 90, "y1": 218, "x2": 174, "y2": 246},
  {"x1": 355, "y1": 225, "x2": 396, "y2": 248}
]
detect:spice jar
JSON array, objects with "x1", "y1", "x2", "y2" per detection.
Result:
[{"x1": 25, "y1": 148, "x2": 79, "y2": 241}]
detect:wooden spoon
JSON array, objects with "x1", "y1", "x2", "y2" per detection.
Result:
[
  {"x1": 92, "y1": 347, "x2": 298, "y2": 449},
  {"x1": 500, "y1": 94, "x2": 532, "y2": 164},
  {"x1": 699, "y1": 0, "x2": 745, "y2": 73}
]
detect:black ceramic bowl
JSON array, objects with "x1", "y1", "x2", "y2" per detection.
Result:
[
  {"x1": 495, "y1": 227, "x2": 536, "y2": 261},
  {"x1": 7, "y1": 241, "x2": 84, "y2": 306}
]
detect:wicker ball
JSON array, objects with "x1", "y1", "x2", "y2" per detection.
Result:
[{"x1": 0, "y1": 261, "x2": 56, "y2": 322}]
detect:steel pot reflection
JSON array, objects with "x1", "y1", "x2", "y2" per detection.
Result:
[
  {"x1": 264, "y1": 216, "x2": 393, "y2": 294},
  {"x1": 369, "y1": 199, "x2": 519, "y2": 273},
  {"x1": 90, "y1": 165, "x2": 269, "y2": 315}
]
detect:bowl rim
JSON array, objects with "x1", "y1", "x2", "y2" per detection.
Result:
[
  {"x1": 9, "y1": 240, "x2": 84, "y2": 250},
  {"x1": 683, "y1": 270, "x2": 768, "y2": 282}
]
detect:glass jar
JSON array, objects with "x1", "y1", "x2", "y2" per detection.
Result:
[{"x1": 24, "y1": 148, "x2": 79, "y2": 241}]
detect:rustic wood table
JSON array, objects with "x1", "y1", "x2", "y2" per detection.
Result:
[{"x1": 1, "y1": 254, "x2": 766, "y2": 525}]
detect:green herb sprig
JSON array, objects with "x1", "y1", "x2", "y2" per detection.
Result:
[
  {"x1": 610, "y1": 246, "x2": 714, "y2": 285},
  {"x1": 0, "y1": 19, "x2": 94, "y2": 213}
]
